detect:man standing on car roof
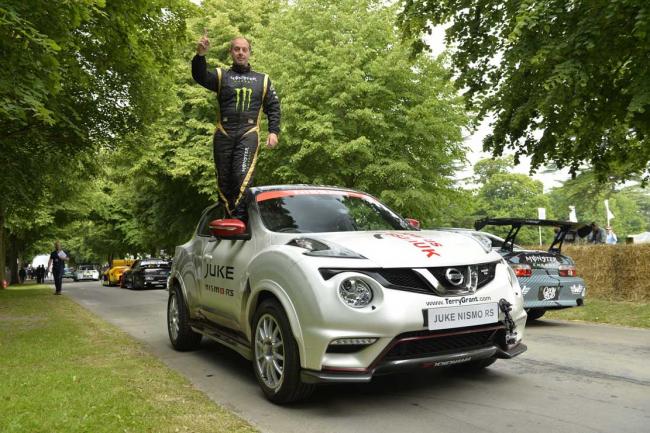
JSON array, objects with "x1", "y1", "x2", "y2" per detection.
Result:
[{"x1": 192, "y1": 30, "x2": 281, "y2": 223}]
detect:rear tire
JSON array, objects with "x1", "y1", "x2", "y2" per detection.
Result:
[
  {"x1": 251, "y1": 299, "x2": 314, "y2": 404},
  {"x1": 526, "y1": 309, "x2": 546, "y2": 321},
  {"x1": 167, "y1": 285, "x2": 202, "y2": 351}
]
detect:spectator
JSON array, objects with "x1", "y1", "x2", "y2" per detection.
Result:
[
  {"x1": 587, "y1": 222, "x2": 606, "y2": 244},
  {"x1": 606, "y1": 226, "x2": 618, "y2": 244},
  {"x1": 18, "y1": 266, "x2": 26, "y2": 284},
  {"x1": 47, "y1": 241, "x2": 69, "y2": 295},
  {"x1": 37, "y1": 265, "x2": 45, "y2": 283}
]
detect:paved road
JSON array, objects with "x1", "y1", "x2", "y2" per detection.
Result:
[{"x1": 60, "y1": 280, "x2": 649, "y2": 433}]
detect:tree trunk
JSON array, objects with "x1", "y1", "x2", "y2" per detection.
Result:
[
  {"x1": 9, "y1": 233, "x2": 19, "y2": 285},
  {"x1": 0, "y1": 205, "x2": 5, "y2": 288}
]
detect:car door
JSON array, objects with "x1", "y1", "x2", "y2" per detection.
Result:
[
  {"x1": 192, "y1": 204, "x2": 225, "y2": 314},
  {"x1": 135, "y1": 263, "x2": 144, "y2": 289},
  {"x1": 199, "y1": 212, "x2": 255, "y2": 332},
  {"x1": 128, "y1": 260, "x2": 140, "y2": 288}
]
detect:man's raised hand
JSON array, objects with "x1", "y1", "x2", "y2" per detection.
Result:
[{"x1": 197, "y1": 28, "x2": 210, "y2": 56}]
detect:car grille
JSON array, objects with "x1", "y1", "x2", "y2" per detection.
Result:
[
  {"x1": 320, "y1": 263, "x2": 498, "y2": 295},
  {"x1": 382, "y1": 326, "x2": 502, "y2": 361},
  {"x1": 428, "y1": 262, "x2": 497, "y2": 293},
  {"x1": 374, "y1": 269, "x2": 431, "y2": 293}
]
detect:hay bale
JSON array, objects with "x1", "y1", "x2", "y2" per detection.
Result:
[{"x1": 562, "y1": 244, "x2": 650, "y2": 301}]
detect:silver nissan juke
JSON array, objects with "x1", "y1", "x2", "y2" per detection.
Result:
[{"x1": 166, "y1": 185, "x2": 527, "y2": 403}]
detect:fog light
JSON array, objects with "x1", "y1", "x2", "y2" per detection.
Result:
[
  {"x1": 330, "y1": 338, "x2": 378, "y2": 345},
  {"x1": 338, "y1": 278, "x2": 373, "y2": 308}
]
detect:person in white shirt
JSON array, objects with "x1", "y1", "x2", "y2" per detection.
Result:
[{"x1": 606, "y1": 226, "x2": 618, "y2": 244}]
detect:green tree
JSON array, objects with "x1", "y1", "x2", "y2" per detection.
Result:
[
  {"x1": 398, "y1": 0, "x2": 650, "y2": 182},
  {"x1": 0, "y1": 0, "x2": 190, "y2": 284},
  {"x1": 253, "y1": 0, "x2": 471, "y2": 225},
  {"x1": 473, "y1": 157, "x2": 550, "y2": 244},
  {"x1": 473, "y1": 156, "x2": 517, "y2": 185}
]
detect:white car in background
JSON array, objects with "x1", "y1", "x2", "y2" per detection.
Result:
[
  {"x1": 74, "y1": 265, "x2": 100, "y2": 281},
  {"x1": 167, "y1": 185, "x2": 527, "y2": 403}
]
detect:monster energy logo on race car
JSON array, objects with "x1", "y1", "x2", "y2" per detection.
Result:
[{"x1": 235, "y1": 87, "x2": 253, "y2": 111}]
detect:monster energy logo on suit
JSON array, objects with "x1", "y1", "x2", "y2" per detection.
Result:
[{"x1": 235, "y1": 87, "x2": 253, "y2": 111}]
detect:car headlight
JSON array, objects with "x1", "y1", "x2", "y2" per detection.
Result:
[
  {"x1": 338, "y1": 277, "x2": 373, "y2": 308},
  {"x1": 288, "y1": 237, "x2": 366, "y2": 259}
]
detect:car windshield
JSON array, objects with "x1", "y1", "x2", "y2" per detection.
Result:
[{"x1": 256, "y1": 190, "x2": 410, "y2": 233}]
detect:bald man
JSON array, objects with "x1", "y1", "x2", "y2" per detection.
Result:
[{"x1": 192, "y1": 33, "x2": 281, "y2": 223}]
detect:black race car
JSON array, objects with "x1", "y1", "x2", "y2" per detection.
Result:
[{"x1": 121, "y1": 258, "x2": 171, "y2": 290}]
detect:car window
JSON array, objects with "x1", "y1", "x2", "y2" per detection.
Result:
[
  {"x1": 257, "y1": 191, "x2": 409, "y2": 233},
  {"x1": 197, "y1": 204, "x2": 226, "y2": 236},
  {"x1": 140, "y1": 260, "x2": 170, "y2": 268}
]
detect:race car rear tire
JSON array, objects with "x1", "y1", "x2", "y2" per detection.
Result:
[
  {"x1": 526, "y1": 309, "x2": 546, "y2": 321},
  {"x1": 167, "y1": 286, "x2": 201, "y2": 351},
  {"x1": 252, "y1": 299, "x2": 314, "y2": 404}
]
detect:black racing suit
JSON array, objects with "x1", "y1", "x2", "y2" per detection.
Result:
[{"x1": 192, "y1": 55, "x2": 281, "y2": 220}]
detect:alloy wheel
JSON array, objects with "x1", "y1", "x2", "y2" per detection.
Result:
[
  {"x1": 254, "y1": 313, "x2": 285, "y2": 390},
  {"x1": 168, "y1": 294, "x2": 179, "y2": 341}
]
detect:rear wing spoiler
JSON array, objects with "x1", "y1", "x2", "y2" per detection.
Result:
[{"x1": 474, "y1": 218, "x2": 590, "y2": 253}]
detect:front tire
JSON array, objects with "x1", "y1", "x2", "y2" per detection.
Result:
[
  {"x1": 167, "y1": 285, "x2": 202, "y2": 351},
  {"x1": 251, "y1": 300, "x2": 314, "y2": 404}
]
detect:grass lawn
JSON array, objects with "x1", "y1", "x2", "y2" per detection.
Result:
[
  {"x1": 544, "y1": 297, "x2": 650, "y2": 328},
  {"x1": 0, "y1": 285, "x2": 258, "y2": 433}
]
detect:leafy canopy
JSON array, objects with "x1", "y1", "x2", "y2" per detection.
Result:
[
  {"x1": 0, "y1": 0, "x2": 190, "y2": 279},
  {"x1": 398, "y1": 0, "x2": 650, "y2": 183},
  {"x1": 253, "y1": 0, "x2": 471, "y2": 224}
]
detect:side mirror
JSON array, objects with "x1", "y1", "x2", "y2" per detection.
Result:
[
  {"x1": 406, "y1": 218, "x2": 421, "y2": 230},
  {"x1": 209, "y1": 218, "x2": 247, "y2": 237}
]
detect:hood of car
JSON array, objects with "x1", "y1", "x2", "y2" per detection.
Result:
[{"x1": 308, "y1": 230, "x2": 498, "y2": 267}]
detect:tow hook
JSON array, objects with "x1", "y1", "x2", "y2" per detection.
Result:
[{"x1": 499, "y1": 299, "x2": 518, "y2": 346}]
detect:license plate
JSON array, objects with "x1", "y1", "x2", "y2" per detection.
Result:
[
  {"x1": 538, "y1": 286, "x2": 559, "y2": 301},
  {"x1": 427, "y1": 303, "x2": 499, "y2": 330}
]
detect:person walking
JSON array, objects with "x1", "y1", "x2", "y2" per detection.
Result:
[
  {"x1": 18, "y1": 266, "x2": 26, "y2": 284},
  {"x1": 47, "y1": 241, "x2": 69, "y2": 295},
  {"x1": 192, "y1": 31, "x2": 281, "y2": 223}
]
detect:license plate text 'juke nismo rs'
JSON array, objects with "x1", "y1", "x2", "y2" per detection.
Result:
[{"x1": 427, "y1": 303, "x2": 499, "y2": 330}]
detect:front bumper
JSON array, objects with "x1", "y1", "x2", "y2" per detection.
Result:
[
  {"x1": 284, "y1": 259, "x2": 527, "y2": 373},
  {"x1": 301, "y1": 326, "x2": 527, "y2": 384},
  {"x1": 143, "y1": 278, "x2": 167, "y2": 288}
]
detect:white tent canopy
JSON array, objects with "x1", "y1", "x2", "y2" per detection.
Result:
[{"x1": 627, "y1": 232, "x2": 650, "y2": 244}]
